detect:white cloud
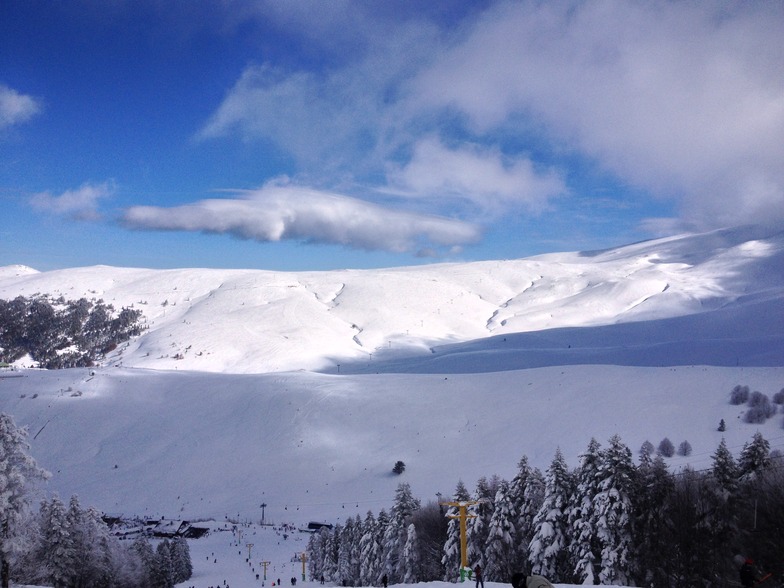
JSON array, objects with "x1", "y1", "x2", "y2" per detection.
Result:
[
  {"x1": 388, "y1": 137, "x2": 566, "y2": 214},
  {"x1": 29, "y1": 181, "x2": 114, "y2": 220},
  {"x1": 409, "y1": 1, "x2": 784, "y2": 228},
  {"x1": 122, "y1": 180, "x2": 480, "y2": 255},
  {"x1": 197, "y1": 1, "x2": 784, "y2": 234},
  {"x1": 0, "y1": 84, "x2": 42, "y2": 129}
]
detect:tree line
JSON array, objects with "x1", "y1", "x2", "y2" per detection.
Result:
[
  {"x1": 0, "y1": 295, "x2": 144, "y2": 369},
  {"x1": 0, "y1": 413, "x2": 191, "y2": 588},
  {"x1": 307, "y1": 432, "x2": 783, "y2": 587}
]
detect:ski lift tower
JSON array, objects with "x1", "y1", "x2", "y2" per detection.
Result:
[
  {"x1": 298, "y1": 551, "x2": 307, "y2": 582},
  {"x1": 440, "y1": 499, "x2": 479, "y2": 582}
]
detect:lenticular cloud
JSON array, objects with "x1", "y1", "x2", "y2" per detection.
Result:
[{"x1": 122, "y1": 183, "x2": 480, "y2": 254}]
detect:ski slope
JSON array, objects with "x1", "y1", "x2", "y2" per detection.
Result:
[{"x1": 1, "y1": 225, "x2": 783, "y2": 588}]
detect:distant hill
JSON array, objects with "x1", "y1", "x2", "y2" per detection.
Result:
[{"x1": 1, "y1": 225, "x2": 782, "y2": 374}]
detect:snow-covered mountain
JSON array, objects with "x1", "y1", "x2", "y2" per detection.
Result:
[
  {"x1": 2, "y1": 226, "x2": 782, "y2": 374},
  {"x1": 0, "y1": 225, "x2": 783, "y2": 585}
]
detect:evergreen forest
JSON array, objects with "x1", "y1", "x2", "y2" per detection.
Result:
[
  {"x1": 0, "y1": 295, "x2": 144, "y2": 369},
  {"x1": 307, "y1": 433, "x2": 783, "y2": 587}
]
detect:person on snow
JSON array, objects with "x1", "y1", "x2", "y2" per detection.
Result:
[
  {"x1": 740, "y1": 558, "x2": 757, "y2": 588},
  {"x1": 511, "y1": 572, "x2": 554, "y2": 588},
  {"x1": 474, "y1": 565, "x2": 484, "y2": 588}
]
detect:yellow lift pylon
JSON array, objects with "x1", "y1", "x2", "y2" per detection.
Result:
[
  {"x1": 440, "y1": 500, "x2": 478, "y2": 582},
  {"x1": 299, "y1": 551, "x2": 307, "y2": 582}
]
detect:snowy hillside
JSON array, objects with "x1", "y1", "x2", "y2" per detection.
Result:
[
  {"x1": 1, "y1": 226, "x2": 783, "y2": 587},
  {"x1": 1, "y1": 226, "x2": 782, "y2": 374}
]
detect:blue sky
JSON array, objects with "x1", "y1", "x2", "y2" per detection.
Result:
[{"x1": 1, "y1": 1, "x2": 782, "y2": 271}]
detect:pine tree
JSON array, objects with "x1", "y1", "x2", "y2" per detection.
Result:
[
  {"x1": 402, "y1": 522, "x2": 420, "y2": 583},
  {"x1": 738, "y1": 432, "x2": 770, "y2": 480},
  {"x1": 712, "y1": 438, "x2": 738, "y2": 495},
  {"x1": 528, "y1": 448, "x2": 573, "y2": 582},
  {"x1": 323, "y1": 523, "x2": 340, "y2": 582},
  {"x1": 633, "y1": 451, "x2": 673, "y2": 586},
  {"x1": 375, "y1": 509, "x2": 390, "y2": 584},
  {"x1": 37, "y1": 495, "x2": 73, "y2": 588},
  {"x1": 410, "y1": 502, "x2": 447, "y2": 582},
  {"x1": 568, "y1": 437, "x2": 602, "y2": 585},
  {"x1": 66, "y1": 495, "x2": 91, "y2": 587},
  {"x1": 0, "y1": 413, "x2": 49, "y2": 588},
  {"x1": 442, "y1": 480, "x2": 469, "y2": 581},
  {"x1": 92, "y1": 531, "x2": 117, "y2": 588},
  {"x1": 466, "y1": 477, "x2": 494, "y2": 571},
  {"x1": 507, "y1": 457, "x2": 531, "y2": 572},
  {"x1": 594, "y1": 435, "x2": 635, "y2": 586},
  {"x1": 517, "y1": 467, "x2": 544, "y2": 574},
  {"x1": 83, "y1": 505, "x2": 121, "y2": 588},
  {"x1": 484, "y1": 480, "x2": 516, "y2": 582},
  {"x1": 337, "y1": 517, "x2": 356, "y2": 585},
  {"x1": 307, "y1": 531, "x2": 323, "y2": 582},
  {"x1": 702, "y1": 439, "x2": 741, "y2": 583},
  {"x1": 153, "y1": 539, "x2": 174, "y2": 588},
  {"x1": 359, "y1": 511, "x2": 381, "y2": 586},
  {"x1": 382, "y1": 483, "x2": 421, "y2": 583},
  {"x1": 132, "y1": 536, "x2": 156, "y2": 587},
  {"x1": 170, "y1": 537, "x2": 193, "y2": 584}
]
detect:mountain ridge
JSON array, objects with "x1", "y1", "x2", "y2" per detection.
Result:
[{"x1": 1, "y1": 225, "x2": 782, "y2": 374}]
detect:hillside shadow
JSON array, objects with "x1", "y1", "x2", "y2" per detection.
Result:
[{"x1": 326, "y1": 296, "x2": 784, "y2": 375}]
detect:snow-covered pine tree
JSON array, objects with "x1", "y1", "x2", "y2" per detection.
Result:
[
  {"x1": 0, "y1": 413, "x2": 49, "y2": 588},
  {"x1": 483, "y1": 480, "x2": 516, "y2": 582},
  {"x1": 402, "y1": 522, "x2": 420, "y2": 583},
  {"x1": 633, "y1": 450, "x2": 673, "y2": 586},
  {"x1": 350, "y1": 514, "x2": 363, "y2": 585},
  {"x1": 441, "y1": 480, "x2": 469, "y2": 581},
  {"x1": 337, "y1": 517, "x2": 353, "y2": 585},
  {"x1": 65, "y1": 495, "x2": 93, "y2": 587},
  {"x1": 441, "y1": 480, "x2": 469, "y2": 582},
  {"x1": 711, "y1": 438, "x2": 738, "y2": 495},
  {"x1": 170, "y1": 536, "x2": 193, "y2": 584},
  {"x1": 375, "y1": 509, "x2": 390, "y2": 585},
  {"x1": 507, "y1": 457, "x2": 530, "y2": 572},
  {"x1": 517, "y1": 467, "x2": 544, "y2": 574},
  {"x1": 466, "y1": 477, "x2": 494, "y2": 572},
  {"x1": 88, "y1": 506, "x2": 119, "y2": 586},
  {"x1": 307, "y1": 531, "x2": 323, "y2": 581},
  {"x1": 359, "y1": 511, "x2": 381, "y2": 586},
  {"x1": 528, "y1": 448, "x2": 573, "y2": 583},
  {"x1": 36, "y1": 495, "x2": 73, "y2": 588},
  {"x1": 594, "y1": 434, "x2": 635, "y2": 586},
  {"x1": 738, "y1": 431, "x2": 770, "y2": 480},
  {"x1": 323, "y1": 522, "x2": 340, "y2": 582},
  {"x1": 702, "y1": 438, "x2": 741, "y2": 583},
  {"x1": 93, "y1": 532, "x2": 116, "y2": 588},
  {"x1": 382, "y1": 483, "x2": 421, "y2": 583},
  {"x1": 153, "y1": 538, "x2": 175, "y2": 588},
  {"x1": 567, "y1": 437, "x2": 602, "y2": 585},
  {"x1": 337, "y1": 516, "x2": 360, "y2": 585},
  {"x1": 131, "y1": 536, "x2": 156, "y2": 587}
]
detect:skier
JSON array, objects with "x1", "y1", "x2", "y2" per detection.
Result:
[
  {"x1": 382, "y1": 574, "x2": 388, "y2": 588},
  {"x1": 740, "y1": 558, "x2": 757, "y2": 588},
  {"x1": 511, "y1": 572, "x2": 554, "y2": 588}
]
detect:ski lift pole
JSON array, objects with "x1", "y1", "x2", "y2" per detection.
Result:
[
  {"x1": 441, "y1": 500, "x2": 478, "y2": 582},
  {"x1": 261, "y1": 561, "x2": 271, "y2": 581},
  {"x1": 300, "y1": 551, "x2": 307, "y2": 582}
]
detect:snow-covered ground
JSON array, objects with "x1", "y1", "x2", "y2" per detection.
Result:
[{"x1": 1, "y1": 225, "x2": 783, "y2": 588}]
